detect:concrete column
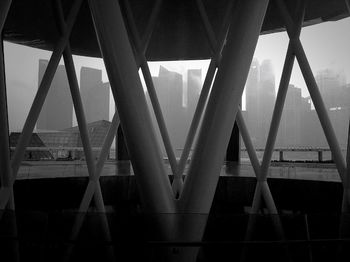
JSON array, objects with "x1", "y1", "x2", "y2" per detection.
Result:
[
  {"x1": 318, "y1": 151, "x2": 323, "y2": 162},
  {"x1": 0, "y1": 0, "x2": 12, "y2": 190},
  {"x1": 117, "y1": 126, "x2": 129, "y2": 161},
  {"x1": 89, "y1": 0, "x2": 175, "y2": 213},
  {"x1": 123, "y1": 0, "x2": 178, "y2": 179},
  {"x1": 0, "y1": 0, "x2": 13, "y2": 210},
  {"x1": 177, "y1": 0, "x2": 234, "y2": 179},
  {"x1": 226, "y1": 121, "x2": 240, "y2": 162},
  {"x1": 0, "y1": 8, "x2": 18, "y2": 262},
  {"x1": 180, "y1": 0, "x2": 270, "y2": 213},
  {"x1": 280, "y1": 151, "x2": 284, "y2": 162},
  {"x1": 236, "y1": 109, "x2": 261, "y2": 175},
  {"x1": 342, "y1": 119, "x2": 350, "y2": 212}
]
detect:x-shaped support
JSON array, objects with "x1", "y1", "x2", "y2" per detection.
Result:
[
  {"x1": 173, "y1": 0, "x2": 235, "y2": 196},
  {"x1": 51, "y1": 2, "x2": 117, "y2": 260},
  {"x1": 0, "y1": 0, "x2": 116, "y2": 259},
  {"x1": 275, "y1": 0, "x2": 348, "y2": 208},
  {"x1": 121, "y1": 0, "x2": 180, "y2": 191},
  {"x1": 0, "y1": 0, "x2": 83, "y2": 210},
  {"x1": 241, "y1": 0, "x2": 350, "y2": 258},
  {"x1": 123, "y1": 0, "x2": 235, "y2": 199},
  {"x1": 88, "y1": 0, "x2": 270, "y2": 215},
  {"x1": 54, "y1": 0, "x2": 106, "y2": 213},
  {"x1": 239, "y1": 1, "x2": 306, "y2": 260},
  {"x1": 247, "y1": 0, "x2": 306, "y2": 216},
  {"x1": 60, "y1": 0, "x2": 165, "y2": 258}
]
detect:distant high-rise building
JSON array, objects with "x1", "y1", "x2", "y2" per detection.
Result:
[
  {"x1": 316, "y1": 69, "x2": 346, "y2": 92},
  {"x1": 37, "y1": 59, "x2": 73, "y2": 131},
  {"x1": 257, "y1": 59, "x2": 276, "y2": 147},
  {"x1": 151, "y1": 66, "x2": 185, "y2": 157},
  {"x1": 315, "y1": 69, "x2": 350, "y2": 146},
  {"x1": 245, "y1": 58, "x2": 260, "y2": 145},
  {"x1": 244, "y1": 63, "x2": 350, "y2": 149},
  {"x1": 278, "y1": 85, "x2": 303, "y2": 147},
  {"x1": 80, "y1": 67, "x2": 110, "y2": 123},
  {"x1": 316, "y1": 69, "x2": 346, "y2": 110},
  {"x1": 187, "y1": 69, "x2": 202, "y2": 125}
]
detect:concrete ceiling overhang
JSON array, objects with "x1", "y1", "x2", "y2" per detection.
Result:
[{"x1": 3, "y1": 0, "x2": 349, "y2": 61}]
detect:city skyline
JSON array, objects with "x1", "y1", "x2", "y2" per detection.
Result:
[
  {"x1": 3, "y1": 17, "x2": 350, "y2": 143},
  {"x1": 5, "y1": 55, "x2": 350, "y2": 151},
  {"x1": 149, "y1": 65, "x2": 200, "y2": 157},
  {"x1": 35, "y1": 61, "x2": 111, "y2": 132}
]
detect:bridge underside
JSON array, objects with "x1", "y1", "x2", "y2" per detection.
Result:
[{"x1": 1, "y1": 0, "x2": 350, "y2": 261}]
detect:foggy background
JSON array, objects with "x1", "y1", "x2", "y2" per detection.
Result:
[{"x1": 4, "y1": 17, "x2": 350, "y2": 155}]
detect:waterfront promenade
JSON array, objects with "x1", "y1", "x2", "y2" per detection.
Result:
[{"x1": 16, "y1": 159, "x2": 340, "y2": 183}]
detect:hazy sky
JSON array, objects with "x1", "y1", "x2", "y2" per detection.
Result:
[{"x1": 4, "y1": 17, "x2": 350, "y2": 131}]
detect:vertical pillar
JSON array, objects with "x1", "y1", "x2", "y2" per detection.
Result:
[
  {"x1": 117, "y1": 126, "x2": 129, "y2": 161},
  {"x1": 279, "y1": 151, "x2": 284, "y2": 162},
  {"x1": 0, "y1": 4, "x2": 20, "y2": 262},
  {"x1": 180, "y1": 0, "x2": 270, "y2": 213},
  {"x1": 342, "y1": 119, "x2": 350, "y2": 212},
  {"x1": 0, "y1": 0, "x2": 13, "y2": 206},
  {"x1": 122, "y1": 0, "x2": 177, "y2": 178},
  {"x1": 318, "y1": 151, "x2": 323, "y2": 162},
  {"x1": 177, "y1": 0, "x2": 233, "y2": 178},
  {"x1": 226, "y1": 121, "x2": 240, "y2": 162},
  {"x1": 88, "y1": 0, "x2": 175, "y2": 213},
  {"x1": 341, "y1": 0, "x2": 350, "y2": 213},
  {"x1": 236, "y1": 109, "x2": 261, "y2": 175}
]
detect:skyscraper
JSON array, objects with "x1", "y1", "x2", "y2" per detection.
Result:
[
  {"x1": 316, "y1": 69, "x2": 350, "y2": 146},
  {"x1": 278, "y1": 85, "x2": 302, "y2": 147},
  {"x1": 315, "y1": 69, "x2": 346, "y2": 110},
  {"x1": 187, "y1": 69, "x2": 202, "y2": 126},
  {"x1": 151, "y1": 66, "x2": 185, "y2": 157},
  {"x1": 80, "y1": 67, "x2": 110, "y2": 123},
  {"x1": 258, "y1": 59, "x2": 276, "y2": 147},
  {"x1": 37, "y1": 59, "x2": 73, "y2": 131},
  {"x1": 245, "y1": 58, "x2": 260, "y2": 145}
]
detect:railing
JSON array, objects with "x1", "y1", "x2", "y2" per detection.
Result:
[
  {"x1": 177, "y1": 147, "x2": 342, "y2": 162},
  {"x1": 10, "y1": 146, "x2": 342, "y2": 162},
  {"x1": 241, "y1": 147, "x2": 334, "y2": 162},
  {"x1": 9, "y1": 147, "x2": 107, "y2": 161},
  {"x1": 9, "y1": 147, "x2": 103, "y2": 151}
]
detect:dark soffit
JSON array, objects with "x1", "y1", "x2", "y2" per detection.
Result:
[{"x1": 3, "y1": 0, "x2": 349, "y2": 61}]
